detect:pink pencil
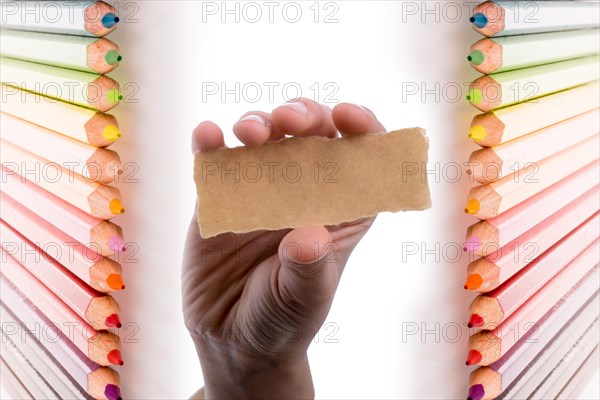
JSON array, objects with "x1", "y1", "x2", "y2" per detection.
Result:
[
  {"x1": 1, "y1": 221, "x2": 122, "y2": 330},
  {"x1": 464, "y1": 161, "x2": 599, "y2": 256},
  {"x1": 465, "y1": 187, "x2": 599, "y2": 293},
  {"x1": 0, "y1": 249, "x2": 122, "y2": 367},
  {"x1": 1, "y1": 166, "x2": 125, "y2": 256},
  {"x1": 0, "y1": 193, "x2": 124, "y2": 293}
]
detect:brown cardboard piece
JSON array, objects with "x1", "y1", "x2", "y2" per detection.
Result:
[{"x1": 194, "y1": 128, "x2": 431, "y2": 238}]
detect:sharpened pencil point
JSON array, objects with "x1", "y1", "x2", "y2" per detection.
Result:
[
  {"x1": 469, "y1": 125, "x2": 487, "y2": 141},
  {"x1": 105, "y1": 50, "x2": 122, "y2": 66},
  {"x1": 464, "y1": 199, "x2": 480, "y2": 215},
  {"x1": 464, "y1": 274, "x2": 483, "y2": 290},
  {"x1": 467, "y1": 88, "x2": 483, "y2": 105},
  {"x1": 463, "y1": 236, "x2": 481, "y2": 252},
  {"x1": 105, "y1": 384, "x2": 122, "y2": 400},
  {"x1": 471, "y1": 13, "x2": 488, "y2": 28},
  {"x1": 466, "y1": 349, "x2": 482, "y2": 366},
  {"x1": 467, "y1": 384, "x2": 485, "y2": 400},
  {"x1": 103, "y1": 125, "x2": 122, "y2": 141},
  {"x1": 107, "y1": 349, "x2": 124, "y2": 366},
  {"x1": 102, "y1": 13, "x2": 120, "y2": 29},
  {"x1": 468, "y1": 50, "x2": 484, "y2": 66},
  {"x1": 107, "y1": 89, "x2": 123, "y2": 105},
  {"x1": 109, "y1": 199, "x2": 125, "y2": 215},
  {"x1": 107, "y1": 274, "x2": 125, "y2": 290},
  {"x1": 108, "y1": 235, "x2": 127, "y2": 253},
  {"x1": 468, "y1": 314, "x2": 484, "y2": 328},
  {"x1": 105, "y1": 314, "x2": 122, "y2": 328}
]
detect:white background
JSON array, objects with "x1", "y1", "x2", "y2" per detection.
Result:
[{"x1": 2, "y1": 1, "x2": 599, "y2": 399}]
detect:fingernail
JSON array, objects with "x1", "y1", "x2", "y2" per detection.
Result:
[
  {"x1": 283, "y1": 101, "x2": 309, "y2": 116},
  {"x1": 359, "y1": 105, "x2": 373, "y2": 115},
  {"x1": 238, "y1": 114, "x2": 266, "y2": 125}
]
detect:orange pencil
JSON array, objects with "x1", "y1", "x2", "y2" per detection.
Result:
[
  {"x1": 1, "y1": 166, "x2": 125, "y2": 256},
  {"x1": 1, "y1": 250, "x2": 123, "y2": 367},
  {"x1": 467, "y1": 110, "x2": 599, "y2": 184},
  {"x1": 1, "y1": 140, "x2": 124, "y2": 219},
  {"x1": 464, "y1": 135, "x2": 598, "y2": 220},
  {"x1": 0, "y1": 193, "x2": 124, "y2": 293},
  {"x1": 1, "y1": 221, "x2": 122, "y2": 330},
  {"x1": 466, "y1": 255, "x2": 598, "y2": 367},
  {"x1": 464, "y1": 162, "x2": 599, "y2": 256}
]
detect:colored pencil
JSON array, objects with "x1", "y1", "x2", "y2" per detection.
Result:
[
  {"x1": 1, "y1": 113, "x2": 122, "y2": 184},
  {"x1": 468, "y1": 238, "x2": 599, "y2": 329},
  {"x1": 1, "y1": 221, "x2": 122, "y2": 329},
  {"x1": 467, "y1": 109, "x2": 599, "y2": 184},
  {"x1": 0, "y1": 193, "x2": 125, "y2": 293},
  {"x1": 469, "y1": 81, "x2": 600, "y2": 147},
  {"x1": 1, "y1": 251, "x2": 123, "y2": 367},
  {"x1": 1, "y1": 327, "x2": 91, "y2": 399},
  {"x1": 0, "y1": 338, "x2": 59, "y2": 399},
  {"x1": 1, "y1": 57, "x2": 122, "y2": 112},
  {"x1": 1, "y1": 84, "x2": 121, "y2": 147},
  {"x1": 470, "y1": 1, "x2": 600, "y2": 37},
  {"x1": 466, "y1": 256, "x2": 598, "y2": 366},
  {"x1": 0, "y1": 357, "x2": 33, "y2": 400},
  {"x1": 464, "y1": 136, "x2": 598, "y2": 220},
  {"x1": 1, "y1": 140, "x2": 124, "y2": 219},
  {"x1": 468, "y1": 29, "x2": 599, "y2": 74},
  {"x1": 464, "y1": 202, "x2": 599, "y2": 293},
  {"x1": 0, "y1": 285, "x2": 122, "y2": 400},
  {"x1": 0, "y1": 30, "x2": 122, "y2": 74},
  {"x1": 467, "y1": 56, "x2": 599, "y2": 112},
  {"x1": 467, "y1": 285, "x2": 599, "y2": 400},
  {"x1": 0, "y1": 1, "x2": 119, "y2": 37},
  {"x1": 531, "y1": 328, "x2": 599, "y2": 399},
  {"x1": 1, "y1": 166, "x2": 125, "y2": 256},
  {"x1": 556, "y1": 346, "x2": 600, "y2": 400},
  {"x1": 464, "y1": 161, "x2": 599, "y2": 256}
]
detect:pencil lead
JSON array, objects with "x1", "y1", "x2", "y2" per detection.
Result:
[
  {"x1": 108, "y1": 235, "x2": 127, "y2": 253},
  {"x1": 471, "y1": 13, "x2": 488, "y2": 28},
  {"x1": 107, "y1": 349, "x2": 124, "y2": 366},
  {"x1": 464, "y1": 199, "x2": 480, "y2": 215},
  {"x1": 468, "y1": 50, "x2": 484, "y2": 66},
  {"x1": 105, "y1": 313, "x2": 122, "y2": 329},
  {"x1": 467, "y1": 88, "x2": 483, "y2": 105},
  {"x1": 466, "y1": 349, "x2": 482, "y2": 366},
  {"x1": 109, "y1": 199, "x2": 125, "y2": 215},
  {"x1": 107, "y1": 89, "x2": 123, "y2": 105},
  {"x1": 105, "y1": 50, "x2": 122, "y2": 66},
  {"x1": 467, "y1": 384, "x2": 485, "y2": 400},
  {"x1": 102, "y1": 13, "x2": 120, "y2": 29},
  {"x1": 107, "y1": 274, "x2": 125, "y2": 290},
  {"x1": 463, "y1": 236, "x2": 481, "y2": 252},
  {"x1": 468, "y1": 125, "x2": 487, "y2": 141},
  {"x1": 464, "y1": 274, "x2": 483, "y2": 291},
  {"x1": 103, "y1": 125, "x2": 122, "y2": 141},
  {"x1": 105, "y1": 384, "x2": 122, "y2": 400},
  {"x1": 468, "y1": 314, "x2": 484, "y2": 328}
]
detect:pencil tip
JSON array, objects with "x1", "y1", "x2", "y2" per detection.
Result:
[
  {"x1": 105, "y1": 384, "x2": 121, "y2": 400},
  {"x1": 464, "y1": 199, "x2": 480, "y2": 215},
  {"x1": 471, "y1": 13, "x2": 488, "y2": 28},
  {"x1": 102, "y1": 13, "x2": 120, "y2": 29},
  {"x1": 105, "y1": 50, "x2": 122, "y2": 66},
  {"x1": 466, "y1": 349, "x2": 482, "y2": 366},
  {"x1": 468, "y1": 384, "x2": 485, "y2": 400},
  {"x1": 469, "y1": 125, "x2": 487, "y2": 141},
  {"x1": 107, "y1": 89, "x2": 123, "y2": 105},
  {"x1": 106, "y1": 314, "x2": 122, "y2": 329},
  {"x1": 467, "y1": 88, "x2": 483, "y2": 105},
  {"x1": 103, "y1": 125, "x2": 122, "y2": 141},
  {"x1": 107, "y1": 349, "x2": 124, "y2": 366},
  {"x1": 106, "y1": 274, "x2": 125, "y2": 291},
  {"x1": 109, "y1": 199, "x2": 125, "y2": 215},
  {"x1": 468, "y1": 50, "x2": 484, "y2": 66},
  {"x1": 464, "y1": 274, "x2": 483, "y2": 291},
  {"x1": 468, "y1": 314, "x2": 484, "y2": 328}
]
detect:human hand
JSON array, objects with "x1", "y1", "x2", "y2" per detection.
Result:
[{"x1": 183, "y1": 99, "x2": 386, "y2": 399}]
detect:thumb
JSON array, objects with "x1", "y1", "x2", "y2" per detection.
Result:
[{"x1": 277, "y1": 226, "x2": 339, "y2": 316}]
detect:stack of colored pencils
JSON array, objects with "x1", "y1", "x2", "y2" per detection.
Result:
[
  {"x1": 463, "y1": 2, "x2": 599, "y2": 399},
  {"x1": 0, "y1": 2, "x2": 125, "y2": 399}
]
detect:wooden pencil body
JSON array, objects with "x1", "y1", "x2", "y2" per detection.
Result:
[
  {"x1": 1, "y1": 221, "x2": 121, "y2": 329},
  {"x1": 470, "y1": 82, "x2": 600, "y2": 147},
  {"x1": 0, "y1": 30, "x2": 121, "y2": 74},
  {"x1": 0, "y1": 193, "x2": 123, "y2": 293},
  {"x1": 468, "y1": 56, "x2": 599, "y2": 112},
  {"x1": 0, "y1": 1, "x2": 119, "y2": 37},
  {"x1": 1, "y1": 84, "x2": 120, "y2": 147},
  {"x1": 468, "y1": 110, "x2": 599, "y2": 184},
  {"x1": 472, "y1": 1, "x2": 600, "y2": 37},
  {"x1": 466, "y1": 136, "x2": 599, "y2": 219},
  {"x1": 1, "y1": 57, "x2": 121, "y2": 112},
  {"x1": 1, "y1": 112, "x2": 122, "y2": 183},
  {"x1": 470, "y1": 29, "x2": 599, "y2": 74},
  {"x1": 1, "y1": 140, "x2": 124, "y2": 219}
]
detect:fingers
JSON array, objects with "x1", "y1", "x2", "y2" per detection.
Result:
[
  {"x1": 233, "y1": 111, "x2": 284, "y2": 147},
  {"x1": 277, "y1": 226, "x2": 339, "y2": 312},
  {"x1": 331, "y1": 103, "x2": 386, "y2": 136},
  {"x1": 271, "y1": 98, "x2": 338, "y2": 138},
  {"x1": 192, "y1": 121, "x2": 225, "y2": 153}
]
